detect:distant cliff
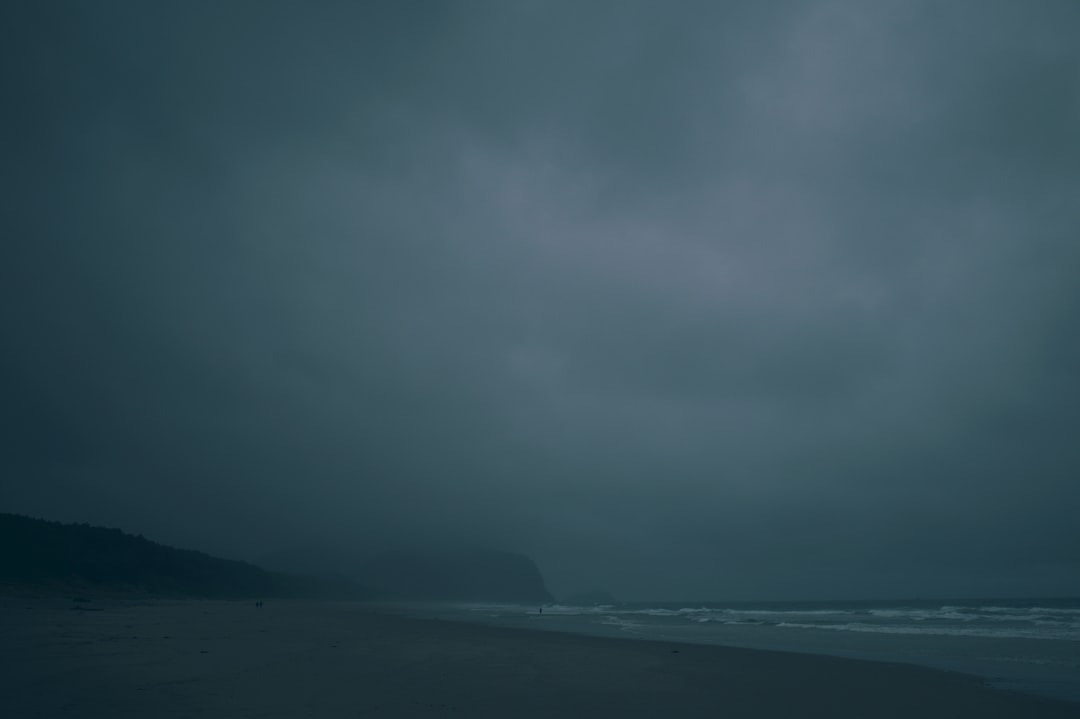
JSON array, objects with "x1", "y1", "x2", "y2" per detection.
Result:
[
  {"x1": 359, "y1": 549, "x2": 553, "y2": 604},
  {"x1": 0, "y1": 513, "x2": 367, "y2": 599}
]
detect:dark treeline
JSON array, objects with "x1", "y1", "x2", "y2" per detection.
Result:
[{"x1": 0, "y1": 513, "x2": 368, "y2": 599}]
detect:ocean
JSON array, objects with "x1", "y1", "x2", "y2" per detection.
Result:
[{"x1": 411, "y1": 597, "x2": 1080, "y2": 704}]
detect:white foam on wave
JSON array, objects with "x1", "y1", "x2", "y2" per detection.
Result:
[
  {"x1": 865, "y1": 606, "x2": 1080, "y2": 627},
  {"x1": 600, "y1": 615, "x2": 641, "y2": 630},
  {"x1": 635, "y1": 607, "x2": 725, "y2": 617},
  {"x1": 457, "y1": 601, "x2": 1080, "y2": 641},
  {"x1": 1025, "y1": 606, "x2": 1080, "y2": 616},
  {"x1": 719, "y1": 608, "x2": 849, "y2": 616},
  {"x1": 694, "y1": 617, "x2": 770, "y2": 625},
  {"x1": 534, "y1": 604, "x2": 613, "y2": 616},
  {"x1": 630, "y1": 608, "x2": 684, "y2": 617},
  {"x1": 980, "y1": 600, "x2": 1080, "y2": 613},
  {"x1": 870, "y1": 608, "x2": 981, "y2": 622},
  {"x1": 776, "y1": 621, "x2": 1080, "y2": 641}
]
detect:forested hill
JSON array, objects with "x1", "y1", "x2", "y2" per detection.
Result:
[{"x1": 0, "y1": 513, "x2": 367, "y2": 599}]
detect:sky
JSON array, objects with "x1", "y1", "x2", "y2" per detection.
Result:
[{"x1": 2, "y1": 0, "x2": 1079, "y2": 601}]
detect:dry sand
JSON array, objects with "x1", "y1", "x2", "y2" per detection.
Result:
[{"x1": 2, "y1": 597, "x2": 1077, "y2": 718}]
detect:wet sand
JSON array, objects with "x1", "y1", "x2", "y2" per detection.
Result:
[{"x1": 2, "y1": 598, "x2": 1077, "y2": 718}]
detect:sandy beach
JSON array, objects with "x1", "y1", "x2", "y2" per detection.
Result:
[{"x1": 1, "y1": 598, "x2": 1077, "y2": 718}]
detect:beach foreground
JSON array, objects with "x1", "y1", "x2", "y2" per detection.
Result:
[{"x1": 2, "y1": 598, "x2": 1076, "y2": 718}]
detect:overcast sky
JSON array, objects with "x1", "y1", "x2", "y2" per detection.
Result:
[{"x1": 2, "y1": 1, "x2": 1079, "y2": 600}]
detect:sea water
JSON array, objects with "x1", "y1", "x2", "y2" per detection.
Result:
[{"x1": 420, "y1": 597, "x2": 1080, "y2": 704}]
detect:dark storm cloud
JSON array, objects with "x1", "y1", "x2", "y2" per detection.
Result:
[{"x1": 2, "y1": 0, "x2": 1079, "y2": 599}]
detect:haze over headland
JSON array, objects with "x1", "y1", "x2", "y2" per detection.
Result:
[{"x1": 2, "y1": 1, "x2": 1079, "y2": 601}]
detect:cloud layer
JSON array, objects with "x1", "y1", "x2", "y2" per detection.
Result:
[{"x1": 3, "y1": 1, "x2": 1079, "y2": 599}]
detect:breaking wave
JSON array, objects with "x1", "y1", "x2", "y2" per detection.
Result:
[{"x1": 464, "y1": 599, "x2": 1080, "y2": 641}]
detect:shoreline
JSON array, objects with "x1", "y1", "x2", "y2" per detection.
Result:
[
  {"x1": 411, "y1": 602, "x2": 1080, "y2": 705},
  {"x1": 3, "y1": 597, "x2": 1078, "y2": 717}
]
